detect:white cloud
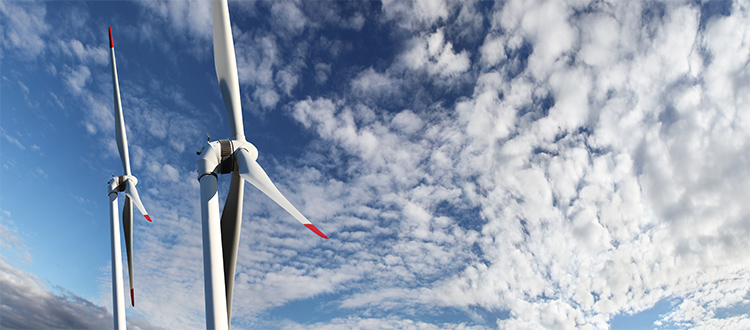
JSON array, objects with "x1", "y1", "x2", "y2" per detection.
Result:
[
  {"x1": 342, "y1": 12, "x2": 365, "y2": 31},
  {"x1": 281, "y1": 315, "x2": 487, "y2": 330},
  {"x1": 351, "y1": 67, "x2": 402, "y2": 102},
  {"x1": 118, "y1": 83, "x2": 205, "y2": 156},
  {"x1": 702, "y1": 3, "x2": 750, "y2": 119},
  {"x1": 79, "y1": 91, "x2": 112, "y2": 136},
  {"x1": 500, "y1": 0, "x2": 578, "y2": 80},
  {"x1": 0, "y1": 1, "x2": 48, "y2": 60},
  {"x1": 0, "y1": 213, "x2": 31, "y2": 264},
  {"x1": 271, "y1": 1, "x2": 307, "y2": 37},
  {"x1": 276, "y1": 69, "x2": 299, "y2": 96},
  {"x1": 578, "y1": 13, "x2": 620, "y2": 69},
  {"x1": 391, "y1": 109, "x2": 423, "y2": 135},
  {"x1": 64, "y1": 65, "x2": 91, "y2": 95},
  {"x1": 139, "y1": 0, "x2": 212, "y2": 41},
  {"x1": 399, "y1": 29, "x2": 471, "y2": 78},
  {"x1": 153, "y1": 163, "x2": 180, "y2": 182},
  {"x1": 1, "y1": 130, "x2": 26, "y2": 150},
  {"x1": 17, "y1": 81, "x2": 30, "y2": 97},
  {"x1": 314, "y1": 62, "x2": 332, "y2": 84},
  {"x1": 381, "y1": 0, "x2": 450, "y2": 30},
  {"x1": 452, "y1": 0, "x2": 485, "y2": 42},
  {"x1": 254, "y1": 87, "x2": 281, "y2": 109},
  {"x1": 479, "y1": 35, "x2": 507, "y2": 68},
  {"x1": 54, "y1": 39, "x2": 109, "y2": 66},
  {"x1": 283, "y1": 0, "x2": 750, "y2": 327},
  {"x1": 235, "y1": 33, "x2": 282, "y2": 111},
  {"x1": 547, "y1": 66, "x2": 591, "y2": 132}
]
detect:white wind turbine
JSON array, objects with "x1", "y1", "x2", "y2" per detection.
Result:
[
  {"x1": 196, "y1": 0, "x2": 328, "y2": 328},
  {"x1": 107, "y1": 26, "x2": 152, "y2": 329}
]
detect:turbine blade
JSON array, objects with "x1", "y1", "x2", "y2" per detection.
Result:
[
  {"x1": 212, "y1": 0, "x2": 245, "y2": 141},
  {"x1": 235, "y1": 148, "x2": 328, "y2": 239},
  {"x1": 123, "y1": 196, "x2": 135, "y2": 306},
  {"x1": 109, "y1": 27, "x2": 131, "y2": 176},
  {"x1": 123, "y1": 179, "x2": 152, "y2": 222},
  {"x1": 220, "y1": 171, "x2": 244, "y2": 322}
]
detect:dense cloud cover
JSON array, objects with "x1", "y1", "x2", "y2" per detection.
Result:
[{"x1": 2, "y1": 0, "x2": 749, "y2": 328}]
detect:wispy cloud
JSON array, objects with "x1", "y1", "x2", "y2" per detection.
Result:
[
  {"x1": 0, "y1": 1, "x2": 49, "y2": 60},
  {"x1": 381, "y1": 0, "x2": 450, "y2": 30},
  {"x1": 0, "y1": 212, "x2": 32, "y2": 264},
  {"x1": 139, "y1": 0, "x2": 212, "y2": 41},
  {"x1": 2, "y1": 130, "x2": 26, "y2": 150},
  {"x1": 52, "y1": 38, "x2": 109, "y2": 66},
  {"x1": 63, "y1": 65, "x2": 91, "y2": 95}
]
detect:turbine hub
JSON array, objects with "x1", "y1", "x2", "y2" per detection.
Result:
[
  {"x1": 197, "y1": 139, "x2": 259, "y2": 177},
  {"x1": 218, "y1": 139, "x2": 234, "y2": 174},
  {"x1": 108, "y1": 175, "x2": 138, "y2": 194}
]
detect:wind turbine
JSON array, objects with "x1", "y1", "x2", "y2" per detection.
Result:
[
  {"x1": 197, "y1": 0, "x2": 328, "y2": 328},
  {"x1": 107, "y1": 26, "x2": 152, "y2": 329}
]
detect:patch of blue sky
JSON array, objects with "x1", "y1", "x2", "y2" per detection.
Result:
[
  {"x1": 610, "y1": 298, "x2": 679, "y2": 330},
  {"x1": 714, "y1": 297, "x2": 750, "y2": 319},
  {"x1": 263, "y1": 290, "x2": 508, "y2": 327},
  {"x1": 2, "y1": 73, "x2": 111, "y2": 302}
]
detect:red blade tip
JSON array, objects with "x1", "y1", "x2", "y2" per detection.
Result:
[
  {"x1": 144, "y1": 215, "x2": 152, "y2": 222},
  {"x1": 130, "y1": 288, "x2": 134, "y2": 307},
  {"x1": 108, "y1": 27, "x2": 113, "y2": 48},
  {"x1": 305, "y1": 224, "x2": 329, "y2": 239}
]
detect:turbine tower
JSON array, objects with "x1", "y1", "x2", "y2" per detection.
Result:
[
  {"x1": 197, "y1": 1, "x2": 328, "y2": 328},
  {"x1": 107, "y1": 26, "x2": 152, "y2": 329}
]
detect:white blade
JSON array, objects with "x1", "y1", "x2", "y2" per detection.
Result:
[
  {"x1": 212, "y1": 0, "x2": 245, "y2": 141},
  {"x1": 235, "y1": 148, "x2": 328, "y2": 239},
  {"x1": 123, "y1": 179, "x2": 152, "y2": 222},
  {"x1": 109, "y1": 27, "x2": 131, "y2": 176}
]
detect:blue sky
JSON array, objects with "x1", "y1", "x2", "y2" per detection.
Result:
[{"x1": 2, "y1": 0, "x2": 750, "y2": 328}]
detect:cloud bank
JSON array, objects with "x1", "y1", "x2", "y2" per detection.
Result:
[{"x1": 0, "y1": 213, "x2": 160, "y2": 330}]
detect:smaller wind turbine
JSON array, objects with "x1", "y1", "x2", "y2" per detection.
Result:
[{"x1": 107, "y1": 26, "x2": 152, "y2": 329}]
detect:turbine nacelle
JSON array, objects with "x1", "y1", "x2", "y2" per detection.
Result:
[
  {"x1": 108, "y1": 175, "x2": 152, "y2": 223},
  {"x1": 109, "y1": 175, "x2": 139, "y2": 192},
  {"x1": 197, "y1": 139, "x2": 258, "y2": 176},
  {"x1": 196, "y1": 138, "x2": 324, "y2": 238}
]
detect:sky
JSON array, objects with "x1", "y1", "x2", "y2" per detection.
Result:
[{"x1": 1, "y1": 0, "x2": 749, "y2": 328}]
